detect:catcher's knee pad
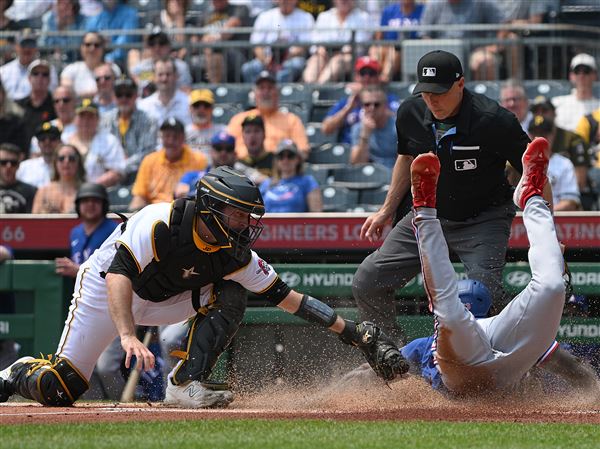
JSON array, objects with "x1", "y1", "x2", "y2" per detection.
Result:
[
  {"x1": 172, "y1": 283, "x2": 246, "y2": 385},
  {"x1": 10, "y1": 358, "x2": 89, "y2": 406}
]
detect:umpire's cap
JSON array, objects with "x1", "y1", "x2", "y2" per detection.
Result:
[
  {"x1": 413, "y1": 50, "x2": 463, "y2": 95},
  {"x1": 458, "y1": 279, "x2": 492, "y2": 318}
]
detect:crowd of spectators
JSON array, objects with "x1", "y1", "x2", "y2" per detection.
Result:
[{"x1": 0, "y1": 0, "x2": 599, "y2": 218}]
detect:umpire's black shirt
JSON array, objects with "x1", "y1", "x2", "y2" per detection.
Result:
[{"x1": 396, "y1": 89, "x2": 530, "y2": 221}]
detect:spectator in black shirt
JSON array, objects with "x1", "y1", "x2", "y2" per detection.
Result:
[
  {"x1": 16, "y1": 59, "x2": 57, "y2": 156},
  {"x1": 0, "y1": 143, "x2": 37, "y2": 213},
  {"x1": 352, "y1": 50, "x2": 548, "y2": 342}
]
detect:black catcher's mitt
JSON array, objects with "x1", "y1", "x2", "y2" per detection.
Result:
[{"x1": 340, "y1": 320, "x2": 409, "y2": 381}]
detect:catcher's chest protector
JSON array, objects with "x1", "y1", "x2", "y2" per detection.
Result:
[{"x1": 132, "y1": 198, "x2": 248, "y2": 302}]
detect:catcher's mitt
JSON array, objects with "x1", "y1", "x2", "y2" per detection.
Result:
[{"x1": 340, "y1": 320, "x2": 409, "y2": 381}]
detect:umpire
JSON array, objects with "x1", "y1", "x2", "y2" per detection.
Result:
[{"x1": 354, "y1": 50, "x2": 538, "y2": 342}]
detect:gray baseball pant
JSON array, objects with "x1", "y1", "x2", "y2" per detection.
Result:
[
  {"x1": 352, "y1": 200, "x2": 515, "y2": 343},
  {"x1": 415, "y1": 196, "x2": 565, "y2": 392}
]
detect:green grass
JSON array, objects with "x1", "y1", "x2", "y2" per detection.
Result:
[{"x1": 1, "y1": 420, "x2": 599, "y2": 449}]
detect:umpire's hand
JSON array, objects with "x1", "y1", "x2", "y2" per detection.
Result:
[
  {"x1": 121, "y1": 334, "x2": 155, "y2": 372},
  {"x1": 361, "y1": 210, "x2": 391, "y2": 242}
]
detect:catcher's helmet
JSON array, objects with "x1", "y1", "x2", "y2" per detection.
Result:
[
  {"x1": 195, "y1": 166, "x2": 265, "y2": 260},
  {"x1": 458, "y1": 279, "x2": 492, "y2": 318},
  {"x1": 75, "y1": 182, "x2": 109, "y2": 217}
]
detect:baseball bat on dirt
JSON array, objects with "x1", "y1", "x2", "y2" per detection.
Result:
[{"x1": 120, "y1": 327, "x2": 154, "y2": 403}]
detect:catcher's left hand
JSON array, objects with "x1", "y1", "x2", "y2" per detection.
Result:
[{"x1": 340, "y1": 320, "x2": 409, "y2": 381}]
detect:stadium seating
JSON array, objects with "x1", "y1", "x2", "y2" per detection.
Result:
[
  {"x1": 212, "y1": 103, "x2": 243, "y2": 124},
  {"x1": 329, "y1": 163, "x2": 392, "y2": 190},
  {"x1": 308, "y1": 142, "x2": 351, "y2": 168},
  {"x1": 213, "y1": 85, "x2": 252, "y2": 108},
  {"x1": 107, "y1": 185, "x2": 133, "y2": 213},
  {"x1": 306, "y1": 123, "x2": 330, "y2": 149},
  {"x1": 305, "y1": 164, "x2": 331, "y2": 186},
  {"x1": 358, "y1": 185, "x2": 390, "y2": 207},
  {"x1": 466, "y1": 81, "x2": 501, "y2": 100},
  {"x1": 387, "y1": 82, "x2": 416, "y2": 100},
  {"x1": 523, "y1": 80, "x2": 571, "y2": 99},
  {"x1": 321, "y1": 185, "x2": 360, "y2": 212},
  {"x1": 279, "y1": 103, "x2": 311, "y2": 124},
  {"x1": 279, "y1": 83, "x2": 312, "y2": 106}
]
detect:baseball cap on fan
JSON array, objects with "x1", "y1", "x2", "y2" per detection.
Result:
[{"x1": 413, "y1": 50, "x2": 463, "y2": 95}]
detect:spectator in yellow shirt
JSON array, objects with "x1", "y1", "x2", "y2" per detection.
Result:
[
  {"x1": 129, "y1": 117, "x2": 207, "y2": 211},
  {"x1": 226, "y1": 71, "x2": 309, "y2": 159}
]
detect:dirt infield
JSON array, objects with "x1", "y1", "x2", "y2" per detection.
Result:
[{"x1": 2, "y1": 376, "x2": 600, "y2": 425}]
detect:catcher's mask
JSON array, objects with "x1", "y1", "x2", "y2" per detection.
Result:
[
  {"x1": 458, "y1": 279, "x2": 492, "y2": 318},
  {"x1": 195, "y1": 166, "x2": 265, "y2": 260}
]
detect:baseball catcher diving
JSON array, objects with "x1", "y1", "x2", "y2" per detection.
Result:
[{"x1": 0, "y1": 166, "x2": 408, "y2": 408}]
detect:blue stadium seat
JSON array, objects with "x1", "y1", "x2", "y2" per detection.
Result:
[{"x1": 321, "y1": 185, "x2": 360, "y2": 212}]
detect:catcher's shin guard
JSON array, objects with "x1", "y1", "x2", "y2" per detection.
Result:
[
  {"x1": 172, "y1": 281, "x2": 247, "y2": 384},
  {"x1": 7, "y1": 357, "x2": 88, "y2": 406}
]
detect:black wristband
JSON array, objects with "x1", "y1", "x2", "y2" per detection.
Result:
[{"x1": 293, "y1": 294, "x2": 337, "y2": 328}]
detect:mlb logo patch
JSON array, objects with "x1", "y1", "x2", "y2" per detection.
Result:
[
  {"x1": 455, "y1": 159, "x2": 477, "y2": 171},
  {"x1": 423, "y1": 67, "x2": 436, "y2": 77}
]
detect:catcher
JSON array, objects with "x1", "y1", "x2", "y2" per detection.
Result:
[{"x1": 0, "y1": 166, "x2": 407, "y2": 408}]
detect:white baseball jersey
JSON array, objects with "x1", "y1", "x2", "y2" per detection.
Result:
[{"x1": 55, "y1": 202, "x2": 279, "y2": 380}]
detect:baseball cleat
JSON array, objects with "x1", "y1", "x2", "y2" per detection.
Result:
[
  {"x1": 513, "y1": 137, "x2": 550, "y2": 210},
  {"x1": 164, "y1": 379, "x2": 234, "y2": 409},
  {"x1": 0, "y1": 356, "x2": 34, "y2": 402},
  {"x1": 410, "y1": 152, "x2": 441, "y2": 209}
]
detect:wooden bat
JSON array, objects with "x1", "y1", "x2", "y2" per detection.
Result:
[{"x1": 120, "y1": 327, "x2": 154, "y2": 403}]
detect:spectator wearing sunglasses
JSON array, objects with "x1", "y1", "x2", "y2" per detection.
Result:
[
  {"x1": 350, "y1": 86, "x2": 397, "y2": 169},
  {"x1": 84, "y1": 0, "x2": 139, "y2": 66},
  {"x1": 185, "y1": 89, "x2": 225, "y2": 159},
  {"x1": 174, "y1": 131, "x2": 237, "y2": 199},
  {"x1": 16, "y1": 59, "x2": 57, "y2": 153},
  {"x1": 100, "y1": 78, "x2": 158, "y2": 177},
  {"x1": 322, "y1": 56, "x2": 399, "y2": 144},
  {"x1": 92, "y1": 63, "x2": 117, "y2": 116},
  {"x1": 0, "y1": 143, "x2": 36, "y2": 214},
  {"x1": 129, "y1": 28, "x2": 192, "y2": 94},
  {"x1": 17, "y1": 122, "x2": 62, "y2": 188},
  {"x1": 260, "y1": 139, "x2": 322, "y2": 213},
  {"x1": 31, "y1": 144, "x2": 85, "y2": 214},
  {"x1": 60, "y1": 32, "x2": 122, "y2": 98},
  {"x1": 0, "y1": 31, "x2": 58, "y2": 101},
  {"x1": 552, "y1": 54, "x2": 600, "y2": 132}
]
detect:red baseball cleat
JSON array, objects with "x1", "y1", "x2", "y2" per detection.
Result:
[
  {"x1": 411, "y1": 153, "x2": 441, "y2": 208},
  {"x1": 513, "y1": 137, "x2": 550, "y2": 210}
]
